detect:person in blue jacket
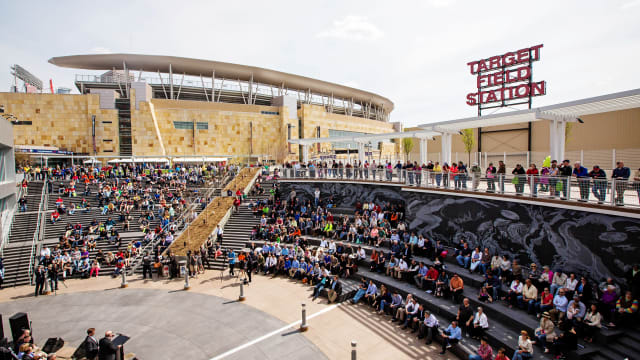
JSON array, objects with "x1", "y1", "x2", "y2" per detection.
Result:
[
  {"x1": 612, "y1": 161, "x2": 631, "y2": 205},
  {"x1": 572, "y1": 162, "x2": 590, "y2": 201}
]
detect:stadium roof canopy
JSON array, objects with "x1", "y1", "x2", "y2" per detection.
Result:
[{"x1": 49, "y1": 54, "x2": 394, "y2": 112}]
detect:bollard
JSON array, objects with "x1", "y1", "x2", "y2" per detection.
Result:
[
  {"x1": 238, "y1": 281, "x2": 246, "y2": 301},
  {"x1": 184, "y1": 267, "x2": 191, "y2": 290},
  {"x1": 300, "y1": 303, "x2": 308, "y2": 332},
  {"x1": 351, "y1": 341, "x2": 357, "y2": 360},
  {"x1": 121, "y1": 268, "x2": 128, "y2": 288}
]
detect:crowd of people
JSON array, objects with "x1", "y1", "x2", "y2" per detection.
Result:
[
  {"x1": 19, "y1": 161, "x2": 231, "y2": 293},
  {"x1": 237, "y1": 177, "x2": 639, "y2": 359},
  {"x1": 12, "y1": 163, "x2": 640, "y2": 359},
  {"x1": 281, "y1": 159, "x2": 640, "y2": 206}
]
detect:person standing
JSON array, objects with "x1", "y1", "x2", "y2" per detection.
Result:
[
  {"x1": 589, "y1": 165, "x2": 607, "y2": 204},
  {"x1": 486, "y1": 162, "x2": 496, "y2": 193},
  {"x1": 141, "y1": 252, "x2": 152, "y2": 279},
  {"x1": 572, "y1": 162, "x2": 590, "y2": 202},
  {"x1": 228, "y1": 249, "x2": 236, "y2": 276},
  {"x1": 558, "y1": 160, "x2": 573, "y2": 199},
  {"x1": 34, "y1": 265, "x2": 46, "y2": 296},
  {"x1": 497, "y1": 160, "x2": 506, "y2": 193},
  {"x1": 84, "y1": 328, "x2": 99, "y2": 360},
  {"x1": 98, "y1": 331, "x2": 120, "y2": 360},
  {"x1": 512, "y1": 164, "x2": 526, "y2": 195},
  {"x1": 611, "y1": 161, "x2": 630, "y2": 205}
]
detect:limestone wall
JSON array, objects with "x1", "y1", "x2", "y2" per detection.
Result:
[
  {"x1": 0, "y1": 93, "x2": 119, "y2": 155},
  {"x1": 0, "y1": 92, "x2": 399, "y2": 162}
]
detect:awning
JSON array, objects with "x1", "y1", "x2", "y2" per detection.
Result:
[
  {"x1": 171, "y1": 157, "x2": 228, "y2": 163},
  {"x1": 108, "y1": 158, "x2": 170, "y2": 164}
]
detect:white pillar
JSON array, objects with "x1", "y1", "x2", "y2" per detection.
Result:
[
  {"x1": 302, "y1": 145, "x2": 309, "y2": 163},
  {"x1": 419, "y1": 138, "x2": 427, "y2": 165},
  {"x1": 549, "y1": 119, "x2": 566, "y2": 162},
  {"x1": 357, "y1": 142, "x2": 365, "y2": 164},
  {"x1": 441, "y1": 133, "x2": 452, "y2": 165}
]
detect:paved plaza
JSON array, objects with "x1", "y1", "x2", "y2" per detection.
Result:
[{"x1": 0, "y1": 272, "x2": 455, "y2": 360}]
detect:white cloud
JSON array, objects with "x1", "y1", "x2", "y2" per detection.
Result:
[
  {"x1": 427, "y1": 0, "x2": 456, "y2": 8},
  {"x1": 621, "y1": 0, "x2": 640, "y2": 8},
  {"x1": 317, "y1": 16, "x2": 383, "y2": 41},
  {"x1": 91, "y1": 47, "x2": 112, "y2": 54}
]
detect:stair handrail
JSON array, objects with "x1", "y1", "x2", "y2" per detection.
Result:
[
  {"x1": 0, "y1": 183, "x2": 24, "y2": 255},
  {"x1": 127, "y1": 175, "x2": 224, "y2": 275},
  {"x1": 27, "y1": 181, "x2": 47, "y2": 285}
]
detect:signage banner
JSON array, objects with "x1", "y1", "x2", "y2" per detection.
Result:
[{"x1": 466, "y1": 44, "x2": 546, "y2": 114}]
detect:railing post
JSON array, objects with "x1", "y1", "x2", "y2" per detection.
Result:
[
  {"x1": 566, "y1": 176, "x2": 572, "y2": 201},
  {"x1": 184, "y1": 265, "x2": 191, "y2": 290},
  {"x1": 121, "y1": 266, "x2": 128, "y2": 288},
  {"x1": 610, "y1": 178, "x2": 616, "y2": 206},
  {"x1": 43, "y1": 271, "x2": 51, "y2": 295},
  {"x1": 239, "y1": 280, "x2": 246, "y2": 301},
  {"x1": 351, "y1": 341, "x2": 357, "y2": 360},
  {"x1": 300, "y1": 303, "x2": 308, "y2": 332}
]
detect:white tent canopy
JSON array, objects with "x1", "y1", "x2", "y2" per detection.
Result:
[
  {"x1": 107, "y1": 158, "x2": 169, "y2": 164},
  {"x1": 171, "y1": 157, "x2": 228, "y2": 163},
  {"x1": 83, "y1": 158, "x2": 101, "y2": 164}
]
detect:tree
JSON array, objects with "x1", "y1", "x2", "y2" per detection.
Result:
[
  {"x1": 461, "y1": 128, "x2": 475, "y2": 165},
  {"x1": 565, "y1": 122, "x2": 573, "y2": 147},
  {"x1": 402, "y1": 137, "x2": 414, "y2": 162}
]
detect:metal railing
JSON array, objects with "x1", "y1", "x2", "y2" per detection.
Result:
[
  {"x1": 279, "y1": 168, "x2": 640, "y2": 209},
  {"x1": 27, "y1": 182, "x2": 48, "y2": 285},
  {"x1": 0, "y1": 185, "x2": 24, "y2": 254}
]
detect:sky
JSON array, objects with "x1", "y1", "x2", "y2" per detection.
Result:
[{"x1": 1, "y1": 0, "x2": 639, "y2": 126}]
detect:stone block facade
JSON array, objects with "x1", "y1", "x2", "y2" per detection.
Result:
[{"x1": 0, "y1": 92, "x2": 400, "y2": 162}]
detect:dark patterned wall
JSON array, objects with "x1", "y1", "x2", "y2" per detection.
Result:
[{"x1": 280, "y1": 181, "x2": 640, "y2": 284}]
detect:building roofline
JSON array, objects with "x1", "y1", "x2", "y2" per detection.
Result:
[{"x1": 49, "y1": 53, "x2": 394, "y2": 112}]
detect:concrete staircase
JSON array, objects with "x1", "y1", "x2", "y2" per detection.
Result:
[
  {"x1": 206, "y1": 190, "x2": 271, "y2": 271},
  {"x1": 1, "y1": 178, "x2": 216, "y2": 287}
]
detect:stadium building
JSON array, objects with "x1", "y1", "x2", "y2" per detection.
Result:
[{"x1": 0, "y1": 54, "x2": 401, "y2": 162}]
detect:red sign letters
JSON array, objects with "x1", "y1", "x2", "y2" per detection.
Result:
[{"x1": 466, "y1": 44, "x2": 546, "y2": 107}]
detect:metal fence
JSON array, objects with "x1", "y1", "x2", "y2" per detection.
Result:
[
  {"x1": 425, "y1": 149, "x2": 640, "y2": 174},
  {"x1": 278, "y1": 168, "x2": 640, "y2": 209}
]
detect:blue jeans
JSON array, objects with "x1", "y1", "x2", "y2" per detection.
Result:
[
  {"x1": 469, "y1": 355, "x2": 483, "y2": 360},
  {"x1": 513, "y1": 350, "x2": 532, "y2": 360},
  {"x1": 536, "y1": 333, "x2": 548, "y2": 350},
  {"x1": 379, "y1": 300, "x2": 388, "y2": 312},
  {"x1": 353, "y1": 289, "x2": 366, "y2": 303},
  {"x1": 479, "y1": 263, "x2": 489, "y2": 274},
  {"x1": 456, "y1": 255, "x2": 470, "y2": 268},
  {"x1": 313, "y1": 283, "x2": 325, "y2": 300}
]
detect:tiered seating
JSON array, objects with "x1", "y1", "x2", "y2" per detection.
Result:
[
  {"x1": 228, "y1": 173, "x2": 639, "y2": 360},
  {"x1": 2, "y1": 170, "x2": 223, "y2": 287}
]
